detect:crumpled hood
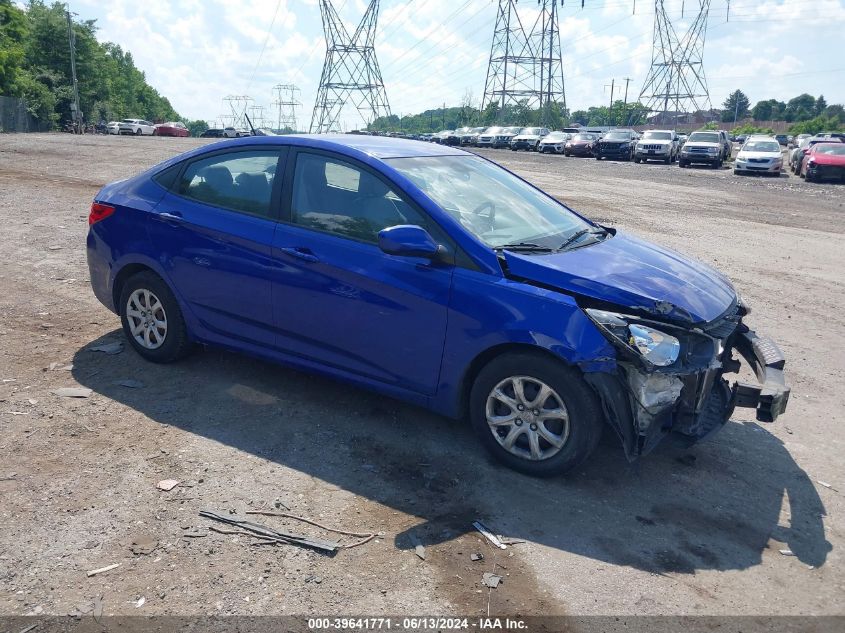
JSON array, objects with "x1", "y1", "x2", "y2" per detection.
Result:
[
  {"x1": 810, "y1": 151, "x2": 845, "y2": 166},
  {"x1": 503, "y1": 230, "x2": 736, "y2": 324}
]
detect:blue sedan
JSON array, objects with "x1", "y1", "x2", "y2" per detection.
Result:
[{"x1": 86, "y1": 135, "x2": 790, "y2": 476}]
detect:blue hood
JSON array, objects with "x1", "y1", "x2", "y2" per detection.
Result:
[{"x1": 503, "y1": 230, "x2": 736, "y2": 324}]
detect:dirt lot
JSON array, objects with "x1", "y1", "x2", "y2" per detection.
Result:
[{"x1": 0, "y1": 134, "x2": 843, "y2": 623}]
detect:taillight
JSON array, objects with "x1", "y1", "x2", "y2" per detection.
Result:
[{"x1": 89, "y1": 202, "x2": 115, "y2": 225}]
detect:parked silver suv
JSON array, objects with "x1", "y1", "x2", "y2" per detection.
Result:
[{"x1": 634, "y1": 130, "x2": 679, "y2": 163}]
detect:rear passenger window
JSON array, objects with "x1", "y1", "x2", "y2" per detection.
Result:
[{"x1": 178, "y1": 151, "x2": 280, "y2": 218}]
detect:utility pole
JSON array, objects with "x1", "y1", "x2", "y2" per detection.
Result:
[
  {"x1": 622, "y1": 77, "x2": 631, "y2": 124},
  {"x1": 442, "y1": 102, "x2": 446, "y2": 129},
  {"x1": 65, "y1": 7, "x2": 81, "y2": 133},
  {"x1": 733, "y1": 92, "x2": 740, "y2": 124},
  {"x1": 606, "y1": 79, "x2": 616, "y2": 126}
]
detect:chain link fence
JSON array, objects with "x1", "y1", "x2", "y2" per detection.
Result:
[{"x1": 0, "y1": 95, "x2": 51, "y2": 132}]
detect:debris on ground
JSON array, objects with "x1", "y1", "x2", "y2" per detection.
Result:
[
  {"x1": 472, "y1": 520, "x2": 507, "y2": 550},
  {"x1": 130, "y1": 535, "x2": 158, "y2": 555},
  {"x1": 482, "y1": 572, "x2": 503, "y2": 588},
  {"x1": 816, "y1": 480, "x2": 837, "y2": 491},
  {"x1": 53, "y1": 387, "x2": 92, "y2": 398},
  {"x1": 3, "y1": 411, "x2": 29, "y2": 416},
  {"x1": 89, "y1": 341, "x2": 124, "y2": 355},
  {"x1": 471, "y1": 552, "x2": 484, "y2": 561},
  {"x1": 245, "y1": 509, "x2": 376, "y2": 549},
  {"x1": 498, "y1": 537, "x2": 526, "y2": 545},
  {"x1": 305, "y1": 574, "x2": 323, "y2": 584},
  {"x1": 156, "y1": 479, "x2": 180, "y2": 491},
  {"x1": 116, "y1": 379, "x2": 144, "y2": 389},
  {"x1": 48, "y1": 362, "x2": 73, "y2": 371},
  {"x1": 86, "y1": 562, "x2": 121, "y2": 577},
  {"x1": 200, "y1": 510, "x2": 341, "y2": 553},
  {"x1": 779, "y1": 549, "x2": 795, "y2": 556},
  {"x1": 409, "y1": 534, "x2": 426, "y2": 560},
  {"x1": 134, "y1": 596, "x2": 146, "y2": 608}
]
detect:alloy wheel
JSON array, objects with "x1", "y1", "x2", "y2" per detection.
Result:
[
  {"x1": 485, "y1": 375, "x2": 570, "y2": 461},
  {"x1": 125, "y1": 288, "x2": 168, "y2": 349}
]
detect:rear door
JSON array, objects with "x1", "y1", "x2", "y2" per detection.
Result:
[
  {"x1": 149, "y1": 147, "x2": 287, "y2": 347},
  {"x1": 269, "y1": 150, "x2": 453, "y2": 395}
]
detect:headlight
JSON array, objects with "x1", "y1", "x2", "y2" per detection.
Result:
[
  {"x1": 707, "y1": 147, "x2": 718, "y2": 153},
  {"x1": 585, "y1": 309, "x2": 680, "y2": 367}
]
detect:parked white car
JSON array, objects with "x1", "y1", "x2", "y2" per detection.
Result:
[
  {"x1": 118, "y1": 119, "x2": 156, "y2": 135},
  {"x1": 537, "y1": 131, "x2": 571, "y2": 154},
  {"x1": 734, "y1": 136, "x2": 784, "y2": 176},
  {"x1": 106, "y1": 121, "x2": 120, "y2": 135}
]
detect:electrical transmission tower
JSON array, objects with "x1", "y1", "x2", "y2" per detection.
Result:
[
  {"x1": 223, "y1": 95, "x2": 254, "y2": 130},
  {"x1": 273, "y1": 84, "x2": 301, "y2": 132},
  {"x1": 310, "y1": 0, "x2": 391, "y2": 134},
  {"x1": 638, "y1": 0, "x2": 712, "y2": 123},
  {"x1": 482, "y1": 0, "x2": 566, "y2": 126}
]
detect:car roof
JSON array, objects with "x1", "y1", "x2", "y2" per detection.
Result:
[{"x1": 220, "y1": 134, "x2": 471, "y2": 159}]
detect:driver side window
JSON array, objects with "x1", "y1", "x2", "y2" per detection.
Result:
[{"x1": 291, "y1": 153, "x2": 426, "y2": 243}]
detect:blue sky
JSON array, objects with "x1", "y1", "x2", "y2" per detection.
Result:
[{"x1": 58, "y1": 0, "x2": 845, "y2": 129}]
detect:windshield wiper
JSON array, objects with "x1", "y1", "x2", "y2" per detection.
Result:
[
  {"x1": 495, "y1": 242, "x2": 555, "y2": 252},
  {"x1": 558, "y1": 227, "x2": 607, "y2": 250}
]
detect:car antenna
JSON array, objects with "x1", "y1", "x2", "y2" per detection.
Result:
[{"x1": 244, "y1": 112, "x2": 256, "y2": 136}]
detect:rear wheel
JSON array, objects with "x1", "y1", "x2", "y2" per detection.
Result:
[
  {"x1": 469, "y1": 353, "x2": 603, "y2": 477},
  {"x1": 119, "y1": 271, "x2": 191, "y2": 363},
  {"x1": 679, "y1": 160, "x2": 687, "y2": 168}
]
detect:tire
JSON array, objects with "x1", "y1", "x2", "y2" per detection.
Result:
[
  {"x1": 595, "y1": 155, "x2": 601, "y2": 160},
  {"x1": 633, "y1": 157, "x2": 640, "y2": 163},
  {"x1": 469, "y1": 353, "x2": 604, "y2": 477},
  {"x1": 734, "y1": 169, "x2": 740, "y2": 175},
  {"x1": 134, "y1": 128, "x2": 142, "y2": 136},
  {"x1": 119, "y1": 271, "x2": 191, "y2": 363},
  {"x1": 564, "y1": 151, "x2": 570, "y2": 157},
  {"x1": 805, "y1": 170, "x2": 814, "y2": 182},
  {"x1": 679, "y1": 160, "x2": 687, "y2": 168},
  {"x1": 664, "y1": 156, "x2": 671, "y2": 164}
]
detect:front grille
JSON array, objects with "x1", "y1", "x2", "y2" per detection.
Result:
[
  {"x1": 748, "y1": 158, "x2": 769, "y2": 164},
  {"x1": 687, "y1": 147, "x2": 710, "y2": 153}
]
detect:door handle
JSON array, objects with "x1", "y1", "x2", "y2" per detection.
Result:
[
  {"x1": 158, "y1": 211, "x2": 183, "y2": 224},
  {"x1": 278, "y1": 246, "x2": 319, "y2": 263}
]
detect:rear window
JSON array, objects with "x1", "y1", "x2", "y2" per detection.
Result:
[{"x1": 177, "y1": 150, "x2": 281, "y2": 218}]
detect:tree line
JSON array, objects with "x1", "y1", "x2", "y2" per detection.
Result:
[
  {"x1": 721, "y1": 89, "x2": 843, "y2": 134},
  {"x1": 0, "y1": 0, "x2": 189, "y2": 129}
]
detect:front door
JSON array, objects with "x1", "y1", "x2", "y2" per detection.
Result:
[{"x1": 270, "y1": 150, "x2": 453, "y2": 395}]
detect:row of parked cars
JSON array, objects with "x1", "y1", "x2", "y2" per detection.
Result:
[
  {"x1": 106, "y1": 119, "x2": 191, "y2": 137},
  {"x1": 419, "y1": 125, "x2": 844, "y2": 182}
]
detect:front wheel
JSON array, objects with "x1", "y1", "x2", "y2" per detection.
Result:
[
  {"x1": 134, "y1": 128, "x2": 142, "y2": 136},
  {"x1": 469, "y1": 353, "x2": 603, "y2": 477},
  {"x1": 119, "y1": 271, "x2": 191, "y2": 363}
]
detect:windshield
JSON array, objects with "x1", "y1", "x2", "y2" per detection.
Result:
[
  {"x1": 642, "y1": 131, "x2": 672, "y2": 140},
  {"x1": 484, "y1": 127, "x2": 503, "y2": 135},
  {"x1": 521, "y1": 128, "x2": 543, "y2": 136},
  {"x1": 572, "y1": 134, "x2": 596, "y2": 141},
  {"x1": 817, "y1": 144, "x2": 845, "y2": 155},
  {"x1": 387, "y1": 155, "x2": 592, "y2": 249},
  {"x1": 742, "y1": 141, "x2": 780, "y2": 152},
  {"x1": 503, "y1": 127, "x2": 522, "y2": 134},
  {"x1": 605, "y1": 131, "x2": 632, "y2": 140},
  {"x1": 688, "y1": 132, "x2": 720, "y2": 143},
  {"x1": 471, "y1": 127, "x2": 485, "y2": 133},
  {"x1": 545, "y1": 132, "x2": 567, "y2": 140}
]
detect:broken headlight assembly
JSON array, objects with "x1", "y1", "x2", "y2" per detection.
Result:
[{"x1": 585, "y1": 309, "x2": 681, "y2": 367}]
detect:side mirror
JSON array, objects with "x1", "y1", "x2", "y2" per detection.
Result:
[{"x1": 378, "y1": 225, "x2": 441, "y2": 259}]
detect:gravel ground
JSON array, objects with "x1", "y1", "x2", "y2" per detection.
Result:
[{"x1": 0, "y1": 134, "x2": 843, "y2": 622}]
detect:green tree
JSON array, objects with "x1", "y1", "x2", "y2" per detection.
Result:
[
  {"x1": 0, "y1": 0, "x2": 28, "y2": 95},
  {"x1": 815, "y1": 95, "x2": 827, "y2": 115},
  {"x1": 784, "y1": 93, "x2": 815, "y2": 122},
  {"x1": 721, "y1": 89, "x2": 750, "y2": 122}
]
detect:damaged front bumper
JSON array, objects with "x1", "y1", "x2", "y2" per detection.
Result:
[{"x1": 585, "y1": 315, "x2": 791, "y2": 460}]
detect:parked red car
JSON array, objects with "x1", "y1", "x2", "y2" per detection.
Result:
[
  {"x1": 153, "y1": 122, "x2": 190, "y2": 137},
  {"x1": 800, "y1": 143, "x2": 845, "y2": 182},
  {"x1": 564, "y1": 133, "x2": 599, "y2": 157}
]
